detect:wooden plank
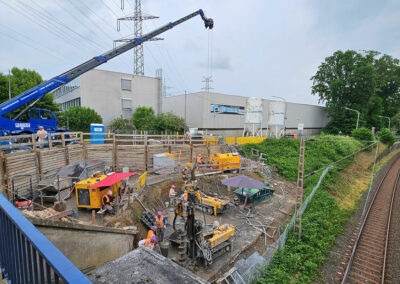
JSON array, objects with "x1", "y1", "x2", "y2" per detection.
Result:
[{"x1": 46, "y1": 209, "x2": 74, "y2": 220}]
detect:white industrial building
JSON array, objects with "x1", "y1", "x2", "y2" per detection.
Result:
[
  {"x1": 54, "y1": 69, "x2": 162, "y2": 128},
  {"x1": 54, "y1": 69, "x2": 330, "y2": 136}
]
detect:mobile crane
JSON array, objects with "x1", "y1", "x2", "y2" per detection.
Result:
[{"x1": 0, "y1": 10, "x2": 213, "y2": 136}]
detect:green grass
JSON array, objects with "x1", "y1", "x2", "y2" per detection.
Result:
[{"x1": 240, "y1": 135, "x2": 365, "y2": 283}]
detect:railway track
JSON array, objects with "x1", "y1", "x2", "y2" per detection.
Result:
[{"x1": 342, "y1": 158, "x2": 400, "y2": 284}]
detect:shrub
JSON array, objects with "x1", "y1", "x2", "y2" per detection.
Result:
[
  {"x1": 351, "y1": 127, "x2": 373, "y2": 141},
  {"x1": 110, "y1": 118, "x2": 134, "y2": 134},
  {"x1": 377, "y1": 128, "x2": 395, "y2": 146},
  {"x1": 58, "y1": 106, "x2": 102, "y2": 132}
]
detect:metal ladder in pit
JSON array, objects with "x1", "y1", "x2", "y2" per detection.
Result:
[
  {"x1": 294, "y1": 136, "x2": 305, "y2": 238},
  {"x1": 216, "y1": 267, "x2": 246, "y2": 284}
]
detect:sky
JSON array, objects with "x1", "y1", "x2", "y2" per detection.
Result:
[{"x1": 0, "y1": 0, "x2": 400, "y2": 106}]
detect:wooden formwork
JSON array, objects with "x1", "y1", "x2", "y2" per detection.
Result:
[
  {"x1": 67, "y1": 144, "x2": 85, "y2": 164},
  {"x1": 39, "y1": 148, "x2": 67, "y2": 179},
  {"x1": 116, "y1": 145, "x2": 146, "y2": 172},
  {"x1": 86, "y1": 145, "x2": 114, "y2": 168},
  {"x1": 4, "y1": 152, "x2": 39, "y2": 198},
  {"x1": 170, "y1": 144, "x2": 191, "y2": 164}
]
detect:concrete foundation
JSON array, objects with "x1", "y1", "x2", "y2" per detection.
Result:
[
  {"x1": 88, "y1": 247, "x2": 208, "y2": 284},
  {"x1": 29, "y1": 217, "x2": 137, "y2": 272}
]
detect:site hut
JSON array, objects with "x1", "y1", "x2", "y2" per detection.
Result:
[{"x1": 162, "y1": 91, "x2": 330, "y2": 137}]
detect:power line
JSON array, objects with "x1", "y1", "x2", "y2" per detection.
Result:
[{"x1": 0, "y1": 0, "x2": 82, "y2": 50}]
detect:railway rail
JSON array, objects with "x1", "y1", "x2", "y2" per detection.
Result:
[{"x1": 341, "y1": 157, "x2": 400, "y2": 283}]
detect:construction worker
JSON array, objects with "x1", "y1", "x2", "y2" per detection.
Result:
[
  {"x1": 196, "y1": 154, "x2": 204, "y2": 164},
  {"x1": 147, "y1": 226, "x2": 157, "y2": 240},
  {"x1": 169, "y1": 185, "x2": 176, "y2": 206},
  {"x1": 184, "y1": 189, "x2": 188, "y2": 201},
  {"x1": 36, "y1": 126, "x2": 48, "y2": 149},
  {"x1": 138, "y1": 235, "x2": 157, "y2": 249},
  {"x1": 102, "y1": 190, "x2": 115, "y2": 215},
  {"x1": 154, "y1": 211, "x2": 166, "y2": 242}
]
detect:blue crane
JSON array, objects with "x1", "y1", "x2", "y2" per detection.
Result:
[{"x1": 0, "y1": 9, "x2": 213, "y2": 136}]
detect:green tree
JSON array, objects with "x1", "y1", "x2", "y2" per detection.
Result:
[
  {"x1": 110, "y1": 117, "x2": 135, "y2": 134},
  {"x1": 311, "y1": 50, "x2": 400, "y2": 134},
  {"x1": 377, "y1": 128, "x2": 395, "y2": 146},
  {"x1": 351, "y1": 127, "x2": 374, "y2": 142},
  {"x1": 0, "y1": 67, "x2": 59, "y2": 119},
  {"x1": 58, "y1": 106, "x2": 102, "y2": 132},
  {"x1": 154, "y1": 112, "x2": 187, "y2": 133},
  {"x1": 132, "y1": 106, "x2": 156, "y2": 131}
]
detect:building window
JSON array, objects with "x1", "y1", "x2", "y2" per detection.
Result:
[
  {"x1": 54, "y1": 78, "x2": 80, "y2": 98},
  {"x1": 60, "y1": 97, "x2": 81, "y2": 110},
  {"x1": 121, "y1": 78, "x2": 132, "y2": 91},
  {"x1": 121, "y1": 98, "x2": 132, "y2": 110}
]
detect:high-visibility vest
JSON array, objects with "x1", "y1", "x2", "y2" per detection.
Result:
[
  {"x1": 169, "y1": 188, "x2": 175, "y2": 198},
  {"x1": 147, "y1": 229, "x2": 155, "y2": 240},
  {"x1": 184, "y1": 192, "x2": 188, "y2": 201},
  {"x1": 103, "y1": 194, "x2": 110, "y2": 205},
  {"x1": 197, "y1": 156, "x2": 202, "y2": 163},
  {"x1": 144, "y1": 238, "x2": 151, "y2": 246},
  {"x1": 155, "y1": 216, "x2": 164, "y2": 229}
]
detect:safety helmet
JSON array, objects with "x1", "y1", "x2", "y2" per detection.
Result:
[
  {"x1": 151, "y1": 226, "x2": 157, "y2": 232},
  {"x1": 157, "y1": 211, "x2": 162, "y2": 216},
  {"x1": 107, "y1": 190, "x2": 112, "y2": 196},
  {"x1": 171, "y1": 185, "x2": 175, "y2": 188},
  {"x1": 150, "y1": 236, "x2": 157, "y2": 243}
]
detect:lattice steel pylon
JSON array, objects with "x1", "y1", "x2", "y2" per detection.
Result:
[
  {"x1": 294, "y1": 136, "x2": 305, "y2": 238},
  {"x1": 115, "y1": 0, "x2": 161, "y2": 75}
]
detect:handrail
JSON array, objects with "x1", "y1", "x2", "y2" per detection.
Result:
[{"x1": 0, "y1": 193, "x2": 91, "y2": 283}]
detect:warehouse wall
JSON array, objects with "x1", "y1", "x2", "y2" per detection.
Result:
[{"x1": 163, "y1": 91, "x2": 330, "y2": 136}]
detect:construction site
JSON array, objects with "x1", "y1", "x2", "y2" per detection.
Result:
[
  {"x1": 0, "y1": 131, "x2": 300, "y2": 283},
  {"x1": 1, "y1": 1, "x2": 400, "y2": 284}
]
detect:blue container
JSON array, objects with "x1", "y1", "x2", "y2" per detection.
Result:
[{"x1": 90, "y1": 123, "x2": 104, "y2": 144}]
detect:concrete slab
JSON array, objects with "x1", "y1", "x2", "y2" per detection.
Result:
[{"x1": 88, "y1": 247, "x2": 208, "y2": 284}]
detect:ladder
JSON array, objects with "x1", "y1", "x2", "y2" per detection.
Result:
[
  {"x1": 294, "y1": 136, "x2": 305, "y2": 238},
  {"x1": 216, "y1": 267, "x2": 246, "y2": 284}
]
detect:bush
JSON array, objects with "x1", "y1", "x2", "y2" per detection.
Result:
[
  {"x1": 110, "y1": 118, "x2": 134, "y2": 134},
  {"x1": 132, "y1": 106, "x2": 156, "y2": 131},
  {"x1": 154, "y1": 112, "x2": 187, "y2": 133},
  {"x1": 58, "y1": 106, "x2": 102, "y2": 132},
  {"x1": 351, "y1": 127, "x2": 373, "y2": 141},
  {"x1": 377, "y1": 128, "x2": 395, "y2": 146}
]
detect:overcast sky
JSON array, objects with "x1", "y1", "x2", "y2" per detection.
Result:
[{"x1": 0, "y1": 0, "x2": 399, "y2": 106}]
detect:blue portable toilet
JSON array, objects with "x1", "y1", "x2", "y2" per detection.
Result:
[{"x1": 90, "y1": 123, "x2": 104, "y2": 144}]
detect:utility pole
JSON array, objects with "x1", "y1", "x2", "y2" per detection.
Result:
[
  {"x1": 294, "y1": 136, "x2": 305, "y2": 238},
  {"x1": 344, "y1": 107, "x2": 360, "y2": 130},
  {"x1": 115, "y1": 0, "x2": 161, "y2": 75},
  {"x1": 184, "y1": 90, "x2": 187, "y2": 123},
  {"x1": 8, "y1": 69, "x2": 11, "y2": 100},
  {"x1": 379, "y1": 115, "x2": 391, "y2": 130}
]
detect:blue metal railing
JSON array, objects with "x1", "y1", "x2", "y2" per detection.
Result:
[{"x1": 0, "y1": 193, "x2": 91, "y2": 283}]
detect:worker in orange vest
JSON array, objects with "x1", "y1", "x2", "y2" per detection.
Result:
[
  {"x1": 196, "y1": 154, "x2": 204, "y2": 164},
  {"x1": 184, "y1": 189, "x2": 188, "y2": 201},
  {"x1": 154, "y1": 211, "x2": 166, "y2": 242},
  {"x1": 102, "y1": 190, "x2": 115, "y2": 215},
  {"x1": 147, "y1": 226, "x2": 157, "y2": 240},
  {"x1": 138, "y1": 235, "x2": 157, "y2": 249}
]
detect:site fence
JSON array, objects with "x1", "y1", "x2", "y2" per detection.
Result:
[{"x1": 239, "y1": 166, "x2": 332, "y2": 283}]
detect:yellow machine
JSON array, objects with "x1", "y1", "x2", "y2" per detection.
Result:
[
  {"x1": 203, "y1": 224, "x2": 235, "y2": 250},
  {"x1": 75, "y1": 172, "x2": 119, "y2": 209},
  {"x1": 184, "y1": 184, "x2": 229, "y2": 216},
  {"x1": 210, "y1": 153, "x2": 240, "y2": 171}
]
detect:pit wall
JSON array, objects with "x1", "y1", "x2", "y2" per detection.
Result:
[
  {"x1": 0, "y1": 143, "x2": 222, "y2": 198},
  {"x1": 28, "y1": 217, "x2": 136, "y2": 272}
]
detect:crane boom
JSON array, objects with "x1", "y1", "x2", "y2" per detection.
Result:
[{"x1": 0, "y1": 9, "x2": 213, "y2": 127}]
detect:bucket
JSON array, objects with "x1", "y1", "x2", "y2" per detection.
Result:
[{"x1": 160, "y1": 240, "x2": 171, "y2": 257}]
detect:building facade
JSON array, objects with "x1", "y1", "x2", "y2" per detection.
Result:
[
  {"x1": 162, "y1": 92, "x2": 330, "y2": 137},
  {"x1": 54, "y1": 69, "x2": 162, "y2": 128}
]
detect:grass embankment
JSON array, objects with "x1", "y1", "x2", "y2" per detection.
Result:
[{"x1": 241, "y1": 135, "x2": 383, "y2": 283}]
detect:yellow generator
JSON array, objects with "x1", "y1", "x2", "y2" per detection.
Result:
[
  {"x1": 211, "y1": 153, "x2": 240, "y2": 171},
  {"x1": 75, "y1": 172, "x2": 120, "y2": 209}
]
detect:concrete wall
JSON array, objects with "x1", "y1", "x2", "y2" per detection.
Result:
[
  {"x1": 55, "y1": 69, "x2": 161, "y2": 129},
  {"x1": 29, "y1": 217, "x2": 136, "y2": 272},
  {"x1": 163, "y1": 91, "x2": 330, "y2": 136}
]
